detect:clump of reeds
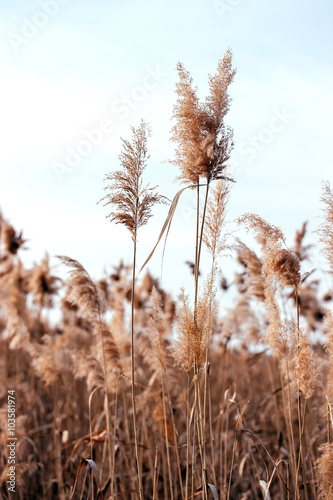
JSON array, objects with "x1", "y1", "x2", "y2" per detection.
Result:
[
  {"x1": 3, "y1": 59, "x2": 333, "y2": 500},
  {"x1": 238, "y1": 212, "x2": 319, "y2": 497}
]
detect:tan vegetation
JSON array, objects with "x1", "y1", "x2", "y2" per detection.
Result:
[{"x1": 1, "y1": 52, "x2": 333, "y2": 499}]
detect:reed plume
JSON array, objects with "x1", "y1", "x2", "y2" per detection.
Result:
[
  {"x1": 294, "y1": 329, "x2": 318, "y2": 399},
  {"x1": 317, "y1": 181, "x2": 333, "y2": 273},
  {"x1": 324, "y1": 311, "x2": 333, "y2": 400},
  {"x1": 57, "y1": 256, "x2": 103, "y2": 319},
  {"x1": 316, "y1": 443, "x2": 333, "y2": 499},
  {"x1": 57, "y1": 255, "x2": 113, "y2": 487},
  {"x1": 203, "y1": 179, "x2": 230, "y2": 260},
  {"x1": 263, "y1": 278, "x2": 290, "y2": 355},
  {"x1": 171, "y1": 49, "x2": 235, "y2": 185},
  {"x1": 149, "y1": 287, "x2": 168, "y2": 371},
  {"x1": 293, "y1": 221, "x2": 312, "y2": 262},
  {"x1": 28, "y1": 254, "x2": 60, "y2": 310},
  {"x1": 237, "y1": 213, "x2": 285, "y2": 244},
  {"x1": 1, "y1": 221, "x2": 26, "y2": 256},
  {"x1": 236, "y1": 241, "x2": 265, "y2": 301},
  {"x1": 100, "y1": 120, "x2": 166, "y2": 239},
  {"x1": 173, "y1": 273, "x2": 217, "y2": 373}
]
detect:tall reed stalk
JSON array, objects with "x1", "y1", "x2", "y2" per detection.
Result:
[
  {"x1": 100, "y1": 120, "x2": 166, "y2": 498},
  {"x1": 170, "y1": 49, "x2": 235, "y2": 497}
]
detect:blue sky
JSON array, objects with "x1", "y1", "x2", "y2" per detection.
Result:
[{"x1": 0, "y1": 0, "x2": 332, "y2": 295}]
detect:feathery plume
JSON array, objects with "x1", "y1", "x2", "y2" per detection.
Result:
[
  {"x1": 148, "y1": 287, "x2": 169, "y2": 371},
  {"x1": 70, "y1": 351, "x2": 105, "y2": 393},
  {"x1": 173, "y1": 273, "x2": 217, "y2": 372},
  {"x1": 31, "y1": 334, "x2": 71, "y2": 387},
  {"x1": 28, "y1": 254, "x2": 60, "y2": 309},
  {"x1": 263, "y1": 278, "x2": 291, "y2": 356},
  {"x1": 317, "y1": 181, "x2": 333, "y2": 273},
  {"x1": 236, "y1": 241, "x2": 265, "y2": 301},
  {"x1": 316, "y1": 443, "x2": 333, "y2": 499},
  {"x1": 238, "y1": 213, "x2": 300, "y2": 288},
  {"x1": 94, "y1": 322, "x2": 122, "y2": 373},
  {"x1": 171, "y1": 49, "x2": 235, "y2": 185},
  {"x1": 293, "y1": 329, "x2": 318, "y2": 399},
  {"x1": 263, "y1": 244, "x2": 301, "y2": 289},
  {"x1": 324, "y1": 310, "x2": 333, "y2": 399},
  {"x1": 100, "y1": 120, "x2": 167, "y2": 240},
  {"x1": 1, "y1": 221, "x2": 26, "y2": 255},
  {"x1": 203, "y1": 179, "x2": 230, "y2": 258},
  {"x1": 56, "y1": 256, "x2": 103, "y2": 319},
  {"x1": 293, "y1": 221, "x2": 312, "y2": 262},
  {"x1": 237, "y1": 213, "x2": 285, "y2": 244}
]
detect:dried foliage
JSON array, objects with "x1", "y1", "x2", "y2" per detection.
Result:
[
  {"x1": 173, "y1": 272, "x2": 217, "y2": 372},
  {"x1": 203, "y1": 179, "x2": 230, "y2": 258},
  {"x1": 28, "y1": 253, "x2": 60, "y2": 308},
  {"x1": 316, "y1": 443, "x2": 333, "y2": 499},
  {"x1": 294, "y1": 329, "x2": 318, "y2": 399},
  {"x1": 237, "y1": 212, "x2": 285, "y2": 244},
  {"x1": 171, "y1": 49, "x2": 235, "y2": 185},
  {"x1": 57, "y1": 255, "x2": 103, "y2": 319},
  {"x1": 317, "y1": 181, "x2": 333, "y2": 273},
  {"x1": 263, "y1": 278, "x2": 291, "y2": 356},
  {"x1": 100, "y1": 120, "x2": 166, "y2": 240},
  {"x1": 1, "y1": 61, "x2": 333, "y2": 500},
  {"x1": 263, "y1": 244, "x2": 301, "y2": 289},
  {"x1": 1, "y1": 221, "x2": 26, "y2": 256},
  {"x1": 236, "y1": 241, "x2": 265, "y2": 301}
]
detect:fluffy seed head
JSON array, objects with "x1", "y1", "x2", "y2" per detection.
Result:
[{"x1": 316, "y1": 443, "x2": 333, "y2": 499}]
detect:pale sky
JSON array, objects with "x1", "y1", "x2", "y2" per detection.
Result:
[{"x1": 0, "y1": 0, "x2": 332, "y2": 296}]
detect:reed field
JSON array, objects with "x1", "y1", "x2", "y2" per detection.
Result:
[{"x1": 1, "y1": 50, "x2": 333, "y2": 499}]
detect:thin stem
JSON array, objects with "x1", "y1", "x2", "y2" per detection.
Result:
[
  {"x1": 131, "y1": 234, "x2": 143, "y2": 500},
  {"x1": 191, "y1": 379, "x2": 197, "y2": 500},
  {"x1": 285, "y1": 357, "x2": 297, "y2": 494},
  {"x1": 193, "y1": 179, "x2": 210, "y2": 498},
  {"x1": 194, "y1": 182, "x2": 200, "y2": 320},
  {"x1": 161, "y1": 371, "x2": 174, "y2": 500},
  {"x1": 194, "y1": 180, "x2": 210, "y2": 308},
  {"x1": 165, "y1": 377, "x2": 184, "y2": 499},
  {"x1": 186, "y1": 372, "x2": 190, "y2": 500},
  {"x1": 153, "y1": 446, "x2": 159, "y2": 500},
  {"x1": 97, "y1": 310, "x2": 113, "y2": 487},
  {"x1": 295, "y1": 286, "x2": 308, "y2": 500},
  {"x1": 111, "y1": 374, "x2": 120, "y2": 497},
  {"x1": 203, "y1": 350, "x2": 209, "y2": 493}
]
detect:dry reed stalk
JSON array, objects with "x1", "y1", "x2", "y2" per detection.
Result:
[
  {"x1": 171, "y1": 51, "x2": 235, "y2": 494},
  {"x1": 56, "y1": 256, "x2": 113, "y2": 492},
  {"x1": 149, "y1": 287, "x2": 184, "y2": 498},
  {"x1": 202, "y1": 178, "x2": 231, "y2": 494},
  {"x1": 238, "y1": 213, "x2": 316, "y2": 496},
  {"x1": 153, "y1": 445, "x2": 159, "y2": 500},
  {"x1": 161, "y1": 375, "x2": 174, "y2": 500},
  {"x1": 100, "y1": 120, "x2": 166, "y2": 499},
  {"x1": 111, "y1": 374, "x2": 120, "y2": 497}
]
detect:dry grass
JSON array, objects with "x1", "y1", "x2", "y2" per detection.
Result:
[{"x1": 1, "y1": 55, "x2": 333, "y2": 500}]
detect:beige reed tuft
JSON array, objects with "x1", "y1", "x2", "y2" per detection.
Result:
[{"x1": 171, "y1": 49, "x2": 235, "y2": 185}]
